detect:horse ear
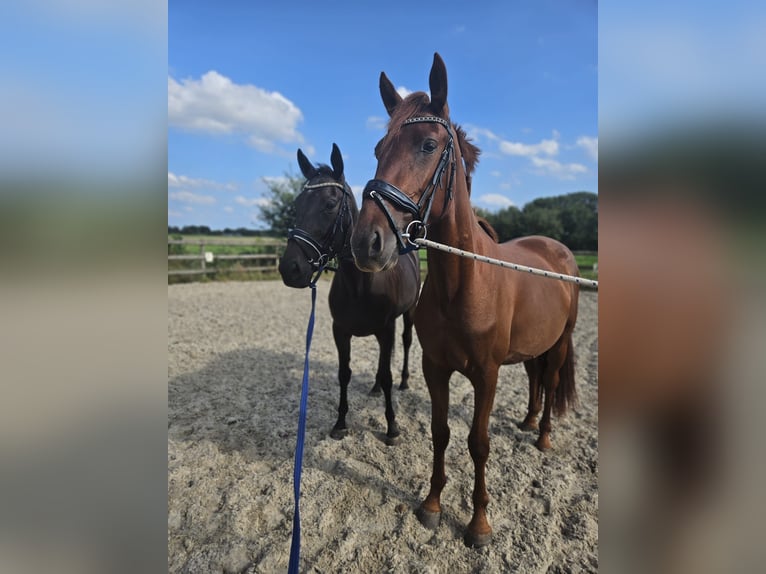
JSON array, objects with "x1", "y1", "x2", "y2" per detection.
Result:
[
  {"x1": 429, "y1": 52, "x2": 448, "y2": 115},
  {"x1": 379, "y1": 71, "x2": 402, "y2": 116},
  {"x1": 296, "y1": 148, "x2": 316, "y2": 179},
  {"x1": 330, "y1": 143, "x2": 344, "y2": 180}
]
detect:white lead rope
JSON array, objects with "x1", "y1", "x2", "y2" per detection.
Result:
[{"x1": 413, "y1": 237, "x2": 599, "y2": 289}]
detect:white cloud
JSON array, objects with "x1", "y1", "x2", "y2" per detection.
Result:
[
  {"x1": 262, "y1": 175, "x2": 291, "y2": 188},
  {"x1": 576, "y1": 136, "x2": 598, "y2": 161},
  {"x1": 477, "y1": 193, "x2": 515, "y2": 208},
  {"x1": 223, "y1": 206, "x2": 234, "y2": 213},
  {"x1": 169, "y1": 190, "x2": 216, "y2": 205},
  {"x1": 529, "y1": 156, "x2": 587, "y2": 180},
  {"x1": 489, "y1": 170, "x2": 502, "y2": 178},
  {"x1": 366, "y1": 116, "x2": 387, "y2": 130},
  {"x1": 350, "y1": 184, "x2": 364, "y2": 206},
  {"x1": 234, "y1": 195, "x2": 270, "y2": 208},
  {"x1": 396, "y1": 86, "x2": 413, "y2": 98},
  {"x1": 464, "y1": 124, "x2": 500, "y2": 144},
  {"x1": 168, "y1": 210, "x2": 183, "y2": 218},
  {"x1": 168, "y1": 71, "x2": 305, "y2": 152},
  {"x1": 499, "y1": 133, "x2": 559, "y2": 157},
  {"x1": 168, "y1": 171, "x2": 237, "y2": 191}
]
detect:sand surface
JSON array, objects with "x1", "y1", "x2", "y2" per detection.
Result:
[{"x1": 168, "y1": 280, "x2": 598, "y2": 573}]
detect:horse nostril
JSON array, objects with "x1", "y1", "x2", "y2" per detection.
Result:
[{"x1": 371, "y1": 230, "x2": 382, "y2": 254}]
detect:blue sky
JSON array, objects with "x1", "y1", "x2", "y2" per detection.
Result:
[{"x1": 169, "y1": 1, "x2": 597, "y2": 230}]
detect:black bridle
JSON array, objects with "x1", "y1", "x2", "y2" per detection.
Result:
[
  {"x1": 362, "y1": 115, "x2": 456, "y2": 254},
  {"x1": 287, "y1": 179, "x2": 352, "y2": 281}
]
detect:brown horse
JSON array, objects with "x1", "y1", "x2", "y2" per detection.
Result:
[
  {"x1": 351, "y1": 54, "x2": 580, "y2": 546},
  {"x1": 279, "y1": 143, "x2": 421, "y2": 445}
]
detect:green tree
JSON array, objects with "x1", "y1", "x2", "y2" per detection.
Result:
[
  {"x1": 492, "y1": 205, "x2": 525, "y2": 242},
  {"x1": 473, "y1": 191, "x2": 597, "y2": 250},
  {"x1": 522, "y1": 205, "x2": 564, "y2": 240},
  {"x1": 256, "y1": 171, "x2": 304, "y2": 238}
]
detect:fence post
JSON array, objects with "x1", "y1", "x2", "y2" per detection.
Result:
[{"x1": 200, "y1": 239, "x2": 206, "y2": 275}]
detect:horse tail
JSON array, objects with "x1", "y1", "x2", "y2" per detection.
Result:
[{"x1": 554, "y1": 332, "x2": 577, "y2": 417}]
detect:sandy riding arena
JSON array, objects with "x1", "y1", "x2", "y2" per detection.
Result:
[{"x1": 168, "y1": 280, "x2": 598, "y2": 573}]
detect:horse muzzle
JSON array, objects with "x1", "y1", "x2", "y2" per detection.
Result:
[{"x1": 278, "y1": 248, "x2": 314, "y2": 288}]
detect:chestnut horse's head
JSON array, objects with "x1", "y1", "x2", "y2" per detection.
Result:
[
  {"x1": 351, "y1": 53, "x2": 457, "y2": 272},
  {"x1": 278, "y1": 143, "x2": 354, "y2": 288}
]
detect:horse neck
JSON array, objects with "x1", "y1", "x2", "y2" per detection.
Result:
[{"x1": 425, "y1": 165, "x2": 479, "y2": 296}]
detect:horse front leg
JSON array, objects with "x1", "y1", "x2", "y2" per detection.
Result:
[
  {"x1": 464, "y1": 365, "x2": 499, "y2": 548},
  {"x1": 416, "y1": 355, "x2": 452, "y2": 530},
  {"x1": 374, "y1": 321, "x2": 400, "y2": 445},
  {"x1": 399, "y1": 305, "x2": 415, "y2": 390},
  {"x1": 331, "y1": 322, "x2": 351, "y2": 440}
]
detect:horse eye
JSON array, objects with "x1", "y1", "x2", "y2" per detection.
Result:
[
  {"x1": 422, "y1": 139, "x2": 438, "y2": 154},
  {"x1": 324, "y1": 199, "x2": 338, "y2": 211}
]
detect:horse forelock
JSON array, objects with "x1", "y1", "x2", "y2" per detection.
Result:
[
  {"x1": 376, "y1": 92, "x2": 438, "y2": 160},
  {"x1": 302, "y1": 164, "x2": 344, "y2": 191},
  {"x1": 301, "y1": 164, "x2": 357, "y2": 214},
  {"x1": 375, "y1": 94, "x2": 480, "y2": 186}
]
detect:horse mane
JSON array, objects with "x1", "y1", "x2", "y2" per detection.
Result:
[
  {"x1": 454, "y1": 123, "x2": 480, "y2": 183},
  {"x1": 475, "y1": 215, "x2": 499, "y2": 242}
]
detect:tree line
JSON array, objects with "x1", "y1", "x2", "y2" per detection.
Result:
[
  {"x1": 170, "y1": 174, "x2": 597, "y2": 252},
  {"x1": 167, "y1": 225, "x2": 274, "y2": 237},
  {"x1": 475, "y1": 191, "x2": 597, "y2": 251}
]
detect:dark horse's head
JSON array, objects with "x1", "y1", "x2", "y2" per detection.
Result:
[
  {"x1": 352, "y1": 53, "x2": 463, "y2": 272},
  {"x1": 278, "y1": 143, "x2": 356, "y2": 288}
]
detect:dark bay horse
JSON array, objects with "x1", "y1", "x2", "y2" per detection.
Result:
[
  {"x1": 279, "y1": 143, "x2": 421, "y2": 445},
  {"x1": 351, "y1": 54, "x2": 580, "y2": 546}
]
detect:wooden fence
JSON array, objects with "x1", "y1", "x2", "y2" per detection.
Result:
[
  {"x1": 168, "y1": 238, "x2": 286, "y2": 278},
  {"x1": 169, "y1": 238, "x2": 596, "y2": 281}
]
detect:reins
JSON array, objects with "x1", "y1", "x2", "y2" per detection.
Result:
[
  {"x1": 287, "y1": 267, "x2": 324, "y2": 574},
  {"x1": 286, "y1": 176, "x2": 355, "y2": 573}
]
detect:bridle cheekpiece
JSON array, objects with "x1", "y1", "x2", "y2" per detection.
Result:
[
  {"x1": 287, "y1": 179, "x2": 351, "y2": 282},
  {"x1": 362, "y1": 115, "x2": 456, "y2": 254}
]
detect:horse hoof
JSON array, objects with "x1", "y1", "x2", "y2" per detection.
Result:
[
  {"x1": 330, "y1": 427, "x2": 348, "y2": 440},
  {"x1": 535, "y1": 435, "x2": 552, "y2": 451},
  {"x1": 384, "y1": 432, "x2": 401, "y2": 446},
  {"x1": 399, "y1": 382, "x2": 409, "y2": 391},
  {"x1": 369, "y1": 385, "x2": 382, "y2": 397},
  {"x1": 518, "y1": 419, "x2": 538, "y2": 432},
  {"x1": 416, "y1": 506, "x2": 442, "y2": 530},
  {"x1": 464, "y1": 529, "x2": 493, "y2": 548}
]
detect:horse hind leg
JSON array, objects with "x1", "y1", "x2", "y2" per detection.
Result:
[
  {"x1": 374, "y1": 321, "x2": 400, "y2": 445},
  {"x1": 331, "y1": 323, "x2": 352, "y2": 440},
  {"x1": 519, "y1": 357, "x2": 544, "y2": 431},
  {"x1": 399, "y1": 305, "x2": 415, "y2": 390},
  {"x1": 536, "y1": 332, "x2": 577, "y2": 451}
]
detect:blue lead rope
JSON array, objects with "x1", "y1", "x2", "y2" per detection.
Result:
[{"x1": 288, "y1": 279, "x2": 319, "y2": 574}]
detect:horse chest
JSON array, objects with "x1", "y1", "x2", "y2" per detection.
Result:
[{"x1": 415, "y1": 304, "x2": 502, "y2": 373}]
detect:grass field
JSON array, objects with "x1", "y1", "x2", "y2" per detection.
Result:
[{"x1": 168, "y1": 235, "x2": 597, "y2": 283}]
